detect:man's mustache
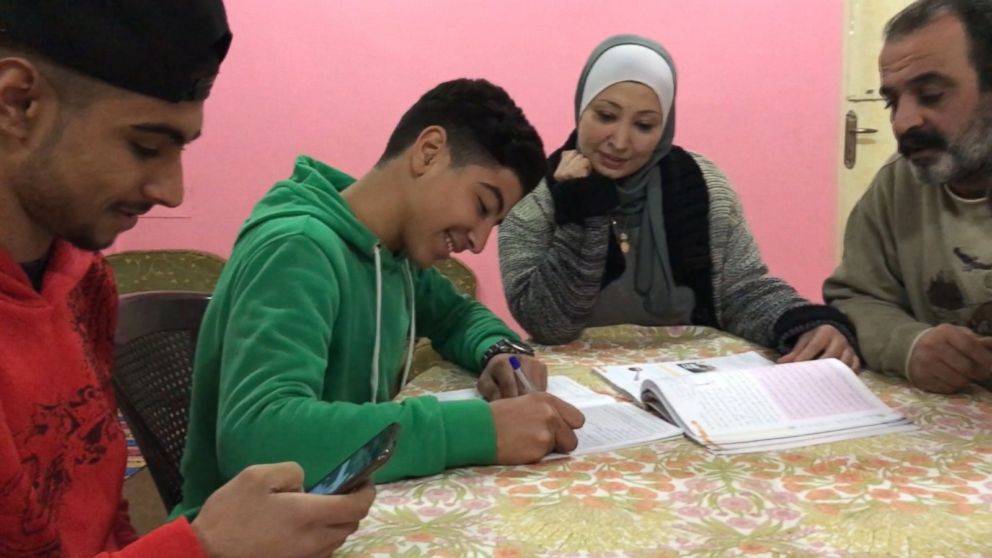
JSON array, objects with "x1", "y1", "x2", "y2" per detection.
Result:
[
  {"x1": 112, "y1": 202, "x2": 155, "y2": 215},
  {"x1": 898, "y1": 128, "x2": 948, "y2": 157}
]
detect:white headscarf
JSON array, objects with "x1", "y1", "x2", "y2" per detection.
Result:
[
  {"x1": 578, "y1": 43, "x2": 675, "y2": 124},
  {"x1": 574, "y1": 34, "x2": 691, "y2": 317}
]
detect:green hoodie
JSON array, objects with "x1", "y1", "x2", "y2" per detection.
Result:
[{"x1": 173, "y1": 156, "x2": 517, "y2": 518}]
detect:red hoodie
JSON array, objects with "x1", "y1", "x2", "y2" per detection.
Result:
[{"x1": 0, "y1": 242, "x2": 205, "y2": 558}]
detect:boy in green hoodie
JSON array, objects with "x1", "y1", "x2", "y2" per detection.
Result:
[{"x1": 175, "y1": 78, "x2": 586, "y2": 517}]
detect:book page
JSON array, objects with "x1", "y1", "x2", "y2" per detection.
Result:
[
  {"x1": 544, "y1": 402, "x2": 683, "y2": 460},
  {"x1": 646, "y1": 359, "x2": 905, "y2": 443},
  {"x1": 595, "y1": 351, "x2": 774, "y2": 401},
  {"x1": 432, "y1": 375, "x2": 614, "y2": 407},
  {"x1": 541, "y1": 376, "x2": 616, "y2": 406},
  {"x1": 431, "y1": 387, "x2": 482, "y2": 402},
  {"x1": 750, "y1": 360, "x2": 889, "y2": 420},
  {"x1": 713, "y1": 422, "x2": 919, "y2": 454}
]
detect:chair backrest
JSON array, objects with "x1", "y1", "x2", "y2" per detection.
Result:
[
  {"x1": 113, "y1": 291, "x2": 210, "y2": 512},
  {"x1": 408, "y1": 258, "x2": 480, "y2": 379},
  {"x1": 106, "y1": 249, "x2": 226, "y2": 295},
  {"x1": 434, "y1": 258, "x2": 476, "y2": 298}
]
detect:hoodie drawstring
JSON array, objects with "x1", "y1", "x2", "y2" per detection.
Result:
[
  {"x1": 400, "y1": 260, "x2": 416, "y2": 389},
  {"x1": 370, "y1": 244, "x2": 417, "y2": 402},
  {"x1": 371, "y1": 244, "x2": 383, "y2": 401}
]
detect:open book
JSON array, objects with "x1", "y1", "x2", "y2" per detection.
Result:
[
  {"x1": 433, "y1": 376, "x2": 682, "y2": 458},
  {"x1": 596, "y1": 351, "x2": 776, "y2": 400},
  {"x1": 596, "y1": 353, "x2": 917, "y2": 454}
]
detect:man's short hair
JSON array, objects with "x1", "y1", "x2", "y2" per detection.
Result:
[
  {"x1": 0, "y1": 37, "x2": 117, "y2": 110},
  {"x1": 378, "y1": 78, "x2": 546, "y2": 195},
  {"x1": 885, "y1": 0, "x2": 992, "y2": 91}
]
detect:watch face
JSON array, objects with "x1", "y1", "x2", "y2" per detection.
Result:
[{"x1": 504, "y1": 339, "x2": 533, "y2": 354}]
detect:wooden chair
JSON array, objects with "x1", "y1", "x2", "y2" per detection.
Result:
[{"x1": 106, "y1": 249, "x2": 225, "y2": 295}]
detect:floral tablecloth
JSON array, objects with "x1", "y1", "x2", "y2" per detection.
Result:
[
  {"x1": 118, "y1": 413, "x2": 147, "y2": 478},
  {"x1": 338, "y1": 325, "x2": 992, "y2": 558}
]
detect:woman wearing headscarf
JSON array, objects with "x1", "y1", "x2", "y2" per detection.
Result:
[{"x1": 499, "y1": 34, "x2": 860, "y2": 368}]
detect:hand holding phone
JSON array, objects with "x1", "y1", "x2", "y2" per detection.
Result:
[
  {"x1": 193, "y1": 462, "x2": 376, "y2": 558},
  {"x1": 308, "y1": 423, "x2": 400, "y2": 495}
]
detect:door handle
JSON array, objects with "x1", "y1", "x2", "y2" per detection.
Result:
[{"x1": 844, "y1": 111, "x2": 878, "y2": 169}]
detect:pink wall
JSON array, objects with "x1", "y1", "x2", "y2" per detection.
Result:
[{"x1": 115, "y1": 0, "x2": 844, "y2": 335}]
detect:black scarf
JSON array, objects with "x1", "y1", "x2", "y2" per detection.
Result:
[{"x1": 546, "y1": 135, "x2": 716, "y2": 326}]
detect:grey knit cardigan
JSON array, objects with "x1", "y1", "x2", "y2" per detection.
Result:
[{"x1": 498, "y1": 149, "x2": 856, "y2": 352}]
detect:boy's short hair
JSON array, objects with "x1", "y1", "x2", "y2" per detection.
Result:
[{"x1": 378, "y1": 78, "x2": 546, "y2": 194}]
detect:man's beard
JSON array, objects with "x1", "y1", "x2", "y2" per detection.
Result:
[
  {"x1": 899, "y1": 97, "x2": 992, "y2": 188},
  {"x1": 12, "y1": 143, "x2": 108, "y2": 253}
]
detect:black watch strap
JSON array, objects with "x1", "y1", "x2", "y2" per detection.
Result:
[{"x1": 480, "y1": 339, "x2": 534, "y2": 368}]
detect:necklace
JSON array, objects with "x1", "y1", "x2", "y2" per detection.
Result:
[{"x1": 610, "y1": 215, "x2": 631, "y2": 254}]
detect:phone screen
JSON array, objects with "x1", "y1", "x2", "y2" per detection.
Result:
[{"x1": 308, "y1": 423, "x2": 400, "y2": 495}]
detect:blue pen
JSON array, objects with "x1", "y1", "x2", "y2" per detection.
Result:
[{"x1": 508, "y1": 355, "x2": 536, "y2": 394}]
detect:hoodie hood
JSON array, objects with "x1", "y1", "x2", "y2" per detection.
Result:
[
  {"x1": 0, "y1": 241, "x2": 101, "y2": 306},
  {"x1": 239, "y1": 155, "x2": 389, "y2": 263},
  {"x1": 237, "y1": 155, "x2": 417, "y2": 401}
]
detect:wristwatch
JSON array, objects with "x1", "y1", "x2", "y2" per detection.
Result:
[{"x1": 480, "y1": 338, "x2": 535, "y2": 368}]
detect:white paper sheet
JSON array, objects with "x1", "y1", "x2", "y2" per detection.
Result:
[
  {"x1": 544, "y1": 402, "x2": 683, "y2": 460},
  {"x1": 431, "y1": 375, "x2": 614, "y2": 407},
  {"x1": 431, "y1": 376, "x2": 681, "y2": 459}
]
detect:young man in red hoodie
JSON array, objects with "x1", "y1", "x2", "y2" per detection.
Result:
[{"x1": 0, "y1": 2, "x2": 374, "y2": 557}]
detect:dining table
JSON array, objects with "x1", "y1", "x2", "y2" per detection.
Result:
[{"x1": 336, "y1": 324, "x2": 992, "y2": 558}]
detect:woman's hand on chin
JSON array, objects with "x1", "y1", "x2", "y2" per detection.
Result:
[{"x1": 554, "y1": 150, "x2": 592, "y2": 182}]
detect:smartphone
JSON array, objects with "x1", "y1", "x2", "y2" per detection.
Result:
[{"x1": 307, "y1": 422, "x2": 400, "y2": 495}]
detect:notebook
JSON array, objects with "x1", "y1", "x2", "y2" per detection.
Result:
[{"x1": 432, "y1": 376, "x2": 683, "y2": 458}]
